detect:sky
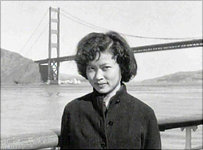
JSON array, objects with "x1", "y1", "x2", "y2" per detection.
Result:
[{"x1": 1, "y1": 1, "x2": 202, "y2": 81}]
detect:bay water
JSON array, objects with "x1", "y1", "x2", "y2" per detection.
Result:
[{"x1": 1, "y1": 83, "x2": 202, "y2": 149}]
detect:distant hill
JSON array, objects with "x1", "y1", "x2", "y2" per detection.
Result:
[
  {"x1": 136, "y1": 70, "x2": 202, "y2": 85},
  {"x1": 60, "y1": 70, "x2": 202, "y2": 86},
  {"x1": 1, "y1": 49, "x2": 42, "y2": 84},
  {"x1": 0, "y1": 48, "x2": 86, "y2": 85}
]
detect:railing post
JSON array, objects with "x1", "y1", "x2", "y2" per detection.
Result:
[{"x1": 181, "y1": 126, "x2": 198, "y2": 149}]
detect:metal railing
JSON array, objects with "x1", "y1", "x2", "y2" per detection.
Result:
[
  {"x1": 158, "y1": 114, "x2": 203, "y2": 149},
  {"x1": 1, "y1": 115, "x2": 202, "y2": 149}
]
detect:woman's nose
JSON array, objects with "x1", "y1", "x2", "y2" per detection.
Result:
[{"x1": 94, "y1": 69, "x2": 104, "y2": 80}]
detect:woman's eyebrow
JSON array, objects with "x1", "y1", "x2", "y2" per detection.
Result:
[{"x1": 87, "y1": 64, "x2": 94, "y2": 67}]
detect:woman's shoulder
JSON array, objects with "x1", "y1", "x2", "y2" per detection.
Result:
[
  {"x1": 63, "y1": 92, "x2": 93, "y2": 112},
  {"x1": 124, "y1": 92, "x2": 155, "y2": 115}
]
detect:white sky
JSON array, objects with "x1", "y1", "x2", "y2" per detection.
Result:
[{"x1": 1, "y1": 1, "x2": 202, "y2": 81}]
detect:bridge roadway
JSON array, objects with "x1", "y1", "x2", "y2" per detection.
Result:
[{"x1": 35, "y1": 39, "x2": 203, "y2": 64}]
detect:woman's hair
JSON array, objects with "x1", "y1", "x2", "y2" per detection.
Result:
[{"x1": 75, "y1": 31, "x2": 137, "y2": 82}]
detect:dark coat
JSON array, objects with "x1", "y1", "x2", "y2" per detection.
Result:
[{"x1": 60, "y1": 85, "x2": 161, "y2": 149}]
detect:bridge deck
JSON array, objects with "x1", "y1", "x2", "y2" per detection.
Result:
[{"x1": 35, "y1": 39, "x2": 203, "y2": 64}]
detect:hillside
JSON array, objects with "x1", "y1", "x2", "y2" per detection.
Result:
[
  {"x1": 1, "y1": 49, "x2": 42, "y2": 84},
  {"x1": 136, "y1": 70, "x2": 202, "y2": 85}
]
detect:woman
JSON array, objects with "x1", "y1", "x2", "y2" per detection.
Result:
[{"x1": 60, "y1": 31, "x2": 161, "y2": 149}]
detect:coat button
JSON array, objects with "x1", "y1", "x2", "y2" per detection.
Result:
[
  {"x1": 116, "y1": 99, "x2": 120, "y2": 103},
  {"x1": 108, "y1": 121, "x2": 114, "y2": 126},
  {"x1": 101, "y1": 142, "x2": 106, "y2": 148}
]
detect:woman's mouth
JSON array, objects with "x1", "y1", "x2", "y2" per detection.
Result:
[{"x1": 95, "y1": 83, "x2": 107, "y2": 87}]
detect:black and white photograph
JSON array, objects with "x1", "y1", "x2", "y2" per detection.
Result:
[{"x1": 1, "y1": 1, "x2": 202, "y2": 149}]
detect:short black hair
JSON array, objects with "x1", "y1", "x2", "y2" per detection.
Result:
[{"x1": 75, "y1": 31, "x2": 137, "y2": 82}]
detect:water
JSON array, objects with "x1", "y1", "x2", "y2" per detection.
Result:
[{"x1": 1, "y1": 83, "x2": 202, "y2": 149}]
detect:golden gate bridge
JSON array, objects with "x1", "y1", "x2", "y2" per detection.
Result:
[{"x1": 32, "y1": 7, "x2": 203, "y2": 84}]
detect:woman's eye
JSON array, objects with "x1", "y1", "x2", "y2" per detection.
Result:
[
  {"x1": 102, "y1": 66, "x2": 111, "y2": 71},
  {"x1": 87, "y1": 66, "x2": 94, "y2": 71}
]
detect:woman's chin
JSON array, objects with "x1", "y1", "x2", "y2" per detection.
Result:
[{"x1": 95, "y1": 88, "x2": 110, "y2": 94}]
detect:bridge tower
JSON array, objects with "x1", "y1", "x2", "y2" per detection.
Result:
[{"x1": 48, "y1": 7, "x2": 60, "y2": 84}]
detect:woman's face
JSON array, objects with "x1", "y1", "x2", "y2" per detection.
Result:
[{"x1": 86, "y1": 50, "x2": 122, "y2": 94}]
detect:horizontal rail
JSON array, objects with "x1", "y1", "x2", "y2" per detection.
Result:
[
  {"x1": 34, "y1": 39, "x2": 203, "y2": 64},
  {"x1": 0, "y1": 130, "x2": 60, "y2": 149},
  {"x1": 1, "y1": 115, "x2": 202, "y2": 149},
  {"x1": 192, "y1": 145, "x2": 203, "y2": 149},
  {"x1": 158, "y1": 114, "x2": 203, "y2": 131}
]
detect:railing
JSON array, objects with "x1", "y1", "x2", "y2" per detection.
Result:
[
  {"x1": 159, "y1": 115, "x2": 203, "y2": 149},
  {"x1": 1, "y1": 115, "x2": 202, "y2": 149}
]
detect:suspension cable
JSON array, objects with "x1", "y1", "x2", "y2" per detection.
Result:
[
  {"x1": 20, "y1": 9, "x2": 48, "y2": 54},
  {"x1": 25, "y1": 23, "x2": 48, "y2": 56},
  {"x1": 61, "y1": 9, "x2": 201, "y2": 41}
]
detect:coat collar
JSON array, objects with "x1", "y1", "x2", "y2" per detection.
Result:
[{"x1": 91, "y1": 84, "x2": 127, "y2": 116}]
